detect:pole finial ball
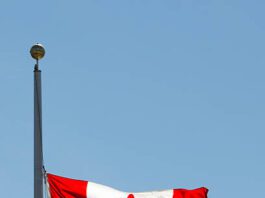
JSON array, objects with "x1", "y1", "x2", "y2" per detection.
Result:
[{"x1": 30, "y1": 43, "x2": 45, "y2": 60}]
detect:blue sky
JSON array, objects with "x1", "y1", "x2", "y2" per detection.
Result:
[{"x1": 0, "y1": 1, "x2": 264, "y2": 197}]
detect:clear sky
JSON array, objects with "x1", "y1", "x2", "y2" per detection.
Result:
[{"x1": 0, "y1": 1, "x2": 264, "y2": 197}]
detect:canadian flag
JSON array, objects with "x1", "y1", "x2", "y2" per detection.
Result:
[{"x1": 46, "y1": 173, "x2": 208, "y2": 198}]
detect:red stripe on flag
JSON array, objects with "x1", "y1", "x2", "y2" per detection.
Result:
[
  {"x1": 173, "y1": 187, "x2": 208, "y2": 198},
  {"x1": 47, "y1": 173, "x2": 88, "y2": 198}
]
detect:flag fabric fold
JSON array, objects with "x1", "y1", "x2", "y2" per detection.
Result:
[{"x1": 47, "y1": 173, "x2": 208, "y2": 198}]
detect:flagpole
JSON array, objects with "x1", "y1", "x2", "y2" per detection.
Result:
[{"x1": 31, "y1": 43, "x2": 45, "y2": 198}]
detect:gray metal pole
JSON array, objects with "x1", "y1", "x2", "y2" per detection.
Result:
[
  {"x1": 34, "y1": 63, "x2": 43, "y2": 198},
  {"x1": 30, "y1": 43, "x2": 45, "y2": 198}
]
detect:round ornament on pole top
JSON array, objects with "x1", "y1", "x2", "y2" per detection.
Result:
[
  {"x1": 30, "y1": 43, "x2": 45, "y2": 61},
  {"x1": 30, "y1": 43, "x2": 45, "y2": 71}
]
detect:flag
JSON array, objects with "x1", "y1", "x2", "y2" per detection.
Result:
[{"x1": 46, "y1": 173, "x2": 208, "y2": 198}]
